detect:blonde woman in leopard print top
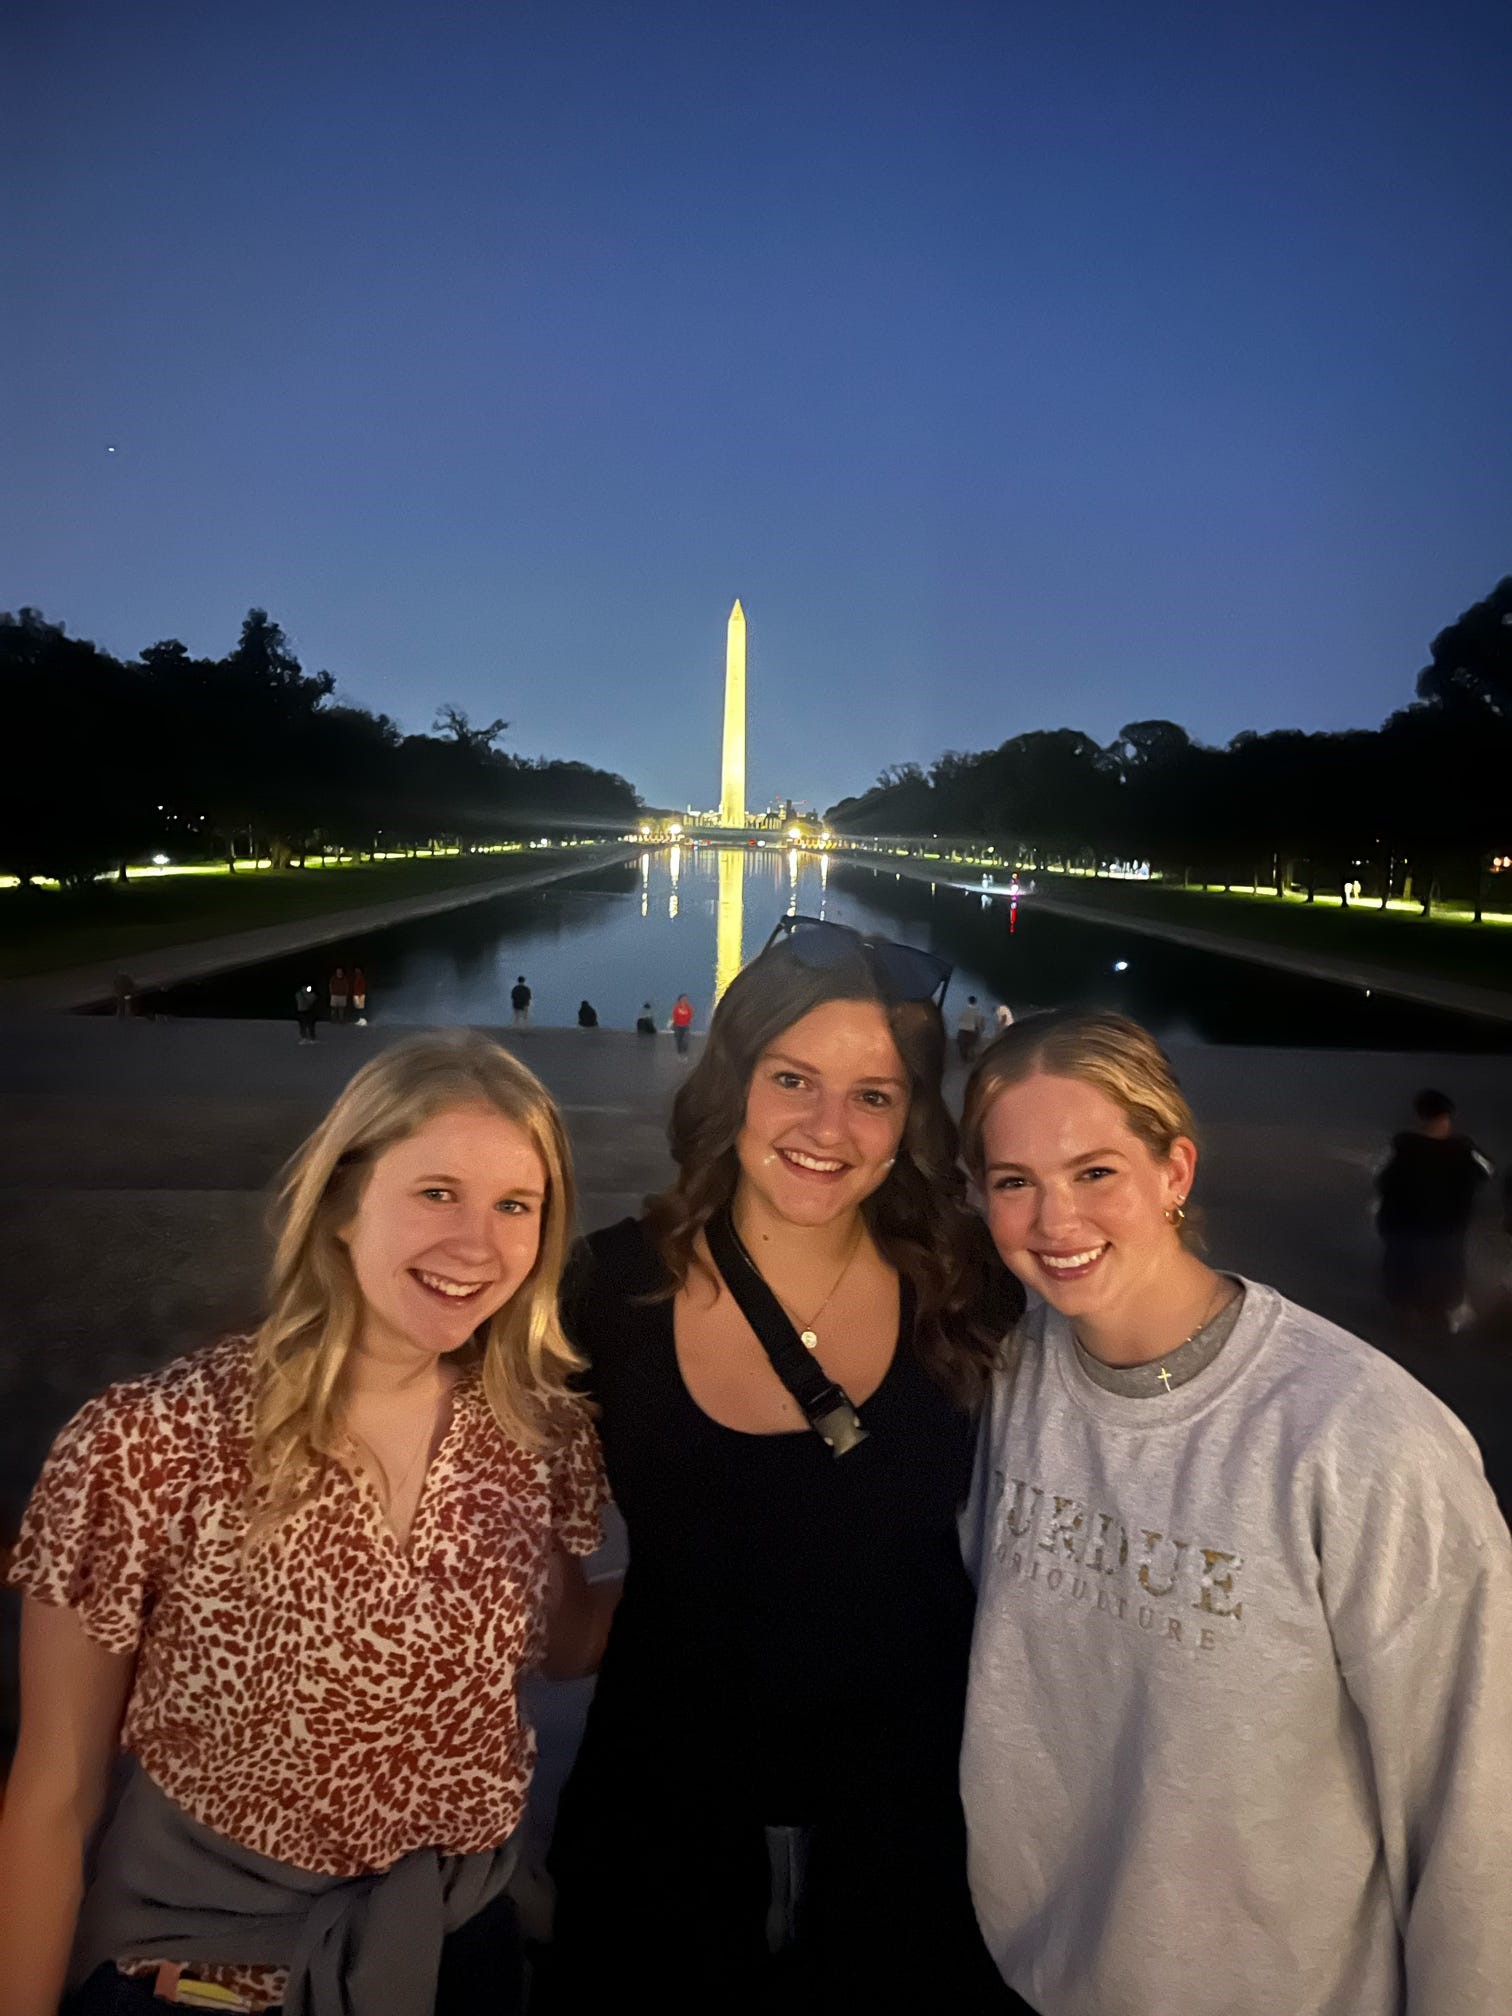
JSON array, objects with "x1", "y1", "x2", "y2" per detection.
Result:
[{"x1": 1, "y1": 1032, "x2": 612, "y2": 2016}]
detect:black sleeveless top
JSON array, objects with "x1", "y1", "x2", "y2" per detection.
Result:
[{"x1": 564, "y1": 1217, "x2": 984, "y2": 1820}]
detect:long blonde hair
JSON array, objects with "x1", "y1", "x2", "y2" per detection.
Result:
[{"x1": 248, "y1": 1030, "x2": 582, "y2": 1535}]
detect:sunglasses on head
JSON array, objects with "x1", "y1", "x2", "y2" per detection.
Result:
[{"x1": 760, "y1": 914, "x2": 953, "y2": 1008}]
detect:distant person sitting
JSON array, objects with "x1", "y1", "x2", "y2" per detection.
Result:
[
  {"x1": 1375, "y1": 1089, "x2": 1493, "y2": 1329},
  {"x1": 635, "y1": 1003, "x2": 657, "y2": 1036},
  {"x1": 578, "y1": 1000, "x2": 599, "y2": 1029},
  {"x1": 956, "y1": 994, "x2": 985, "y2": 1064},
  {"x1": 511, "y1": 975, "x2": 532, "y2": 1027},
  {"x1": 294, "y1": 983, "x2": 319, "y2": 1043}
]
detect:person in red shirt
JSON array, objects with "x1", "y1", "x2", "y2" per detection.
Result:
[
  {"x1": 670, "y1": 991, "x2": 695, "y2": 1056},
  {"x1": 1, "y1": 1032, "x2": 611, "y2": 2016}
]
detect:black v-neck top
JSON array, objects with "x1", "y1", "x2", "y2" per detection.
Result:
[{"x1": 564, "y1": 1217, "x2": 982, "y2": 1817}]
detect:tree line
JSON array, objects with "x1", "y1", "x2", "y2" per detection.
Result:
[
  {"x1": 826, "y1": 575, "x2": 1512, "y2": 919},
  {"x1": 0, "y1": 607, "x2": 642, "y2": 885}
]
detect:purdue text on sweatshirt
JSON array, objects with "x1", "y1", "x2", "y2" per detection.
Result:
[{"x1": 961, "y1": 1283, "x2": 1512, "y2": 2016}]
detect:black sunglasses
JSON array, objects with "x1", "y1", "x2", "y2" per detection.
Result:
[{"x1": 761, "y1": 914, "x2": 952, "y2": 1008}]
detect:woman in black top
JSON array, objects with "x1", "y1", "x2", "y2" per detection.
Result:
[{"x1": 543, "y1": 920, "x2": 1025, "y2": 2013}]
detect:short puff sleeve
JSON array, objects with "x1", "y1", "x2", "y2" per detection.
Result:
[
  {"x1": 6, "y1": 1385, "x2": 172, "y2": 1655},
  {"x1": 549, "y1": 1412, "x2": 608, "y2": 1559}
]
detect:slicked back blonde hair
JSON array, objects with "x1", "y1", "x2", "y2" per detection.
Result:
[
  {"x1": 960, "y1": 1010, "x2": 1201, "y2": 1246},
  {"x1": 249, "y1": 1030, "x2": 582, "y2": 1536}
]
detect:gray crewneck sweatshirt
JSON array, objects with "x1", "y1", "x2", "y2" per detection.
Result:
[{"x1": 960, "y1": 1282, "x2": 1512, "y2": 2016}]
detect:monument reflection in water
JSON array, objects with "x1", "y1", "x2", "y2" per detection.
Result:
[{"x1": 716, "y1": 847, "x2": 744, "y2": 1002}]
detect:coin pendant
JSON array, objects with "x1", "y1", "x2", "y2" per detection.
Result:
[{"x1": 800, "y1": 1329, "x2": 819, "y2": 1350}]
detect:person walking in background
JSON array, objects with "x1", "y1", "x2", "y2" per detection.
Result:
[
  {"x1": 577, "y1": 1000, "x2": 599, "y2": 1029},
  {"x1": 329, "y1": 966, "x2": 350, "y2": 1025},
  {"x1": 113, "y1": 971, "x2": 135, "y2": 1021},
  {"x1": 294, "y1": 982, "x2": 319, "y2": 1043},
  {"x1": 994, "y1": 1002, "x2": 1014, "y2": 1034},
  {"x1": 511, "y1": 976, "x2": 532, "y2": 1027},
  {"x1": 671, "y1": 992, "x2": 694, "y2": 1057},
  {"x1": 635, "y1": 1002, "x2": 657, "y2": 1036},
  {"x1": 352, "y1": 965, "x2": 369, "y2": 1025},
  {"x1": 0, "y1": 1033, "x2": 609, "y2": 2016},
  {"x1": 956, "y1": 994, "x2": 985, "y2": 1064},
  {"x1": 958, "y1": 1012, "x2": 1512, "y2": 2016},
  {"x1": 1375, "y1": 1088, "x2": 1493, "y2": 1330}
]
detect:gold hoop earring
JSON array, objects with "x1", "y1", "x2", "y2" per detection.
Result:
[{"x1": 1165, "y1": 1200, "x2": 1187, "y2": 1227}]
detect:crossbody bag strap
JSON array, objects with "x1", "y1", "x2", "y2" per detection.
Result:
[{"x1": 704, "y1": 1207, "x2": 869, "y2": 1458}]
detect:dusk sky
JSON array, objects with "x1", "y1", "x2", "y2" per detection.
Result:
[{"x1": 8, "y1": 0, "x2": 1511, "y2": 815}]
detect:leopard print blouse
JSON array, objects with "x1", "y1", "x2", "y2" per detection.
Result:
[{"x1": 9, "y1": 1336, "x2": 606, "y2": 1880}]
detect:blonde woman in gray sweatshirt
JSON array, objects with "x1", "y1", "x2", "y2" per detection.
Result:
[{"x1": 957, "y1": 1011, "x2": 1512, "y2": 2016}]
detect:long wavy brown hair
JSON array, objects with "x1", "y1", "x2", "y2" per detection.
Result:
[{"x1": 644, "y1": 936, "x2": 1019, "y2": 1403}]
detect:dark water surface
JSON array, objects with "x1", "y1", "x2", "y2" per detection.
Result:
[{"x1": 140, "y1": 845, "x2": 1510, "y2": 1050}]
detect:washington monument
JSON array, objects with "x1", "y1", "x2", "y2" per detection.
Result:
[{"x1": 720, "y1": 598, "x2": 746, "y2": 826}]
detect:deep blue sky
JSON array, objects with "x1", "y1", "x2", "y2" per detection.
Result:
[{"x1": 7, "y1": 1, "x2": 1511, "y2": 814}]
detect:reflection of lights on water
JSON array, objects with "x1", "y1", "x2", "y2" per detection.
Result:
[
  {"x1": 668, "y1": 844, "x2": 681, "y2": 920},
  {"x1": 640, "y1": 850, "x2": 650, "y2": 918},
  {"x1": 1009, "y1": 899, "x2": 1018, "y2": 935},
  {"x1": 819, "y1": 852, "x2": 829, "y2": 891},
  {"x1": 715, "y1": 847, "x2": 744, "y2": 1002}
]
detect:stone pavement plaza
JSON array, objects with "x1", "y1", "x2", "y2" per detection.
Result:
[{"x1": 3, "y1": 1015, "x2": 1511, "y2": 1797}]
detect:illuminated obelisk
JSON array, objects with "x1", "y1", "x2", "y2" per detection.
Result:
[{"x1": 720, "y1": 598, "x2": 746, "y2": 827}]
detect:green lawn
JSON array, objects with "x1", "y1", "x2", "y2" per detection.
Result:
[
  {"x1": 1017, "y1": 874, "x2": 1512, "y2": 994},
  {"x1": 0, "y1": 849, "x2": 614, "y2": 981}
]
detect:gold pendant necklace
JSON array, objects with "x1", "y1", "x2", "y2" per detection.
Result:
[{"x1": 770, "y1": 1219, "x2": 866, "y2": 1351}]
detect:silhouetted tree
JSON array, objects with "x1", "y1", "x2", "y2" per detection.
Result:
[
  {"x1": 0, "y1": 607, "x2": 642, "y2": 882},
  {"x1": 1416, "y1": 576, "x2": 1512, "y2": 716}
]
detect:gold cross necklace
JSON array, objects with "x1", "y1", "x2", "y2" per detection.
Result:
[{"x1": 1151, "y1": 1280, "x2": 1231, "y2": 1393}]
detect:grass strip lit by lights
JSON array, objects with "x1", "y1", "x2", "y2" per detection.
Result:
[
  {"x1": 833, "y1": 842, "x2": 1512, "y2": 995},
  {"x1": 0, "y1": 843, "x2": 617, "y2": 982},
  {"x1": 959, "y1": 862, "x2": 1512, "y2": 993}
]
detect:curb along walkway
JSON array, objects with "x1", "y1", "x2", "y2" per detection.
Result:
[
  {"x1": 834, "y1": 853, "x2": 1512, "y2": 1026},
  {"x1": 0, "y1": 844, "x2": 644, "y2": 1015}
]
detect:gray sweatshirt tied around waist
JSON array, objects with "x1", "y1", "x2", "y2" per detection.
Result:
[{"x1": 72, "y1": 1760, "x2": 517, "y2": 2016}]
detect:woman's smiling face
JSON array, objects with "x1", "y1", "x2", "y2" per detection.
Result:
[
  {"x1": 735, "y1": 997, "x2": 910, "y2": 1229},
  {"x1": 341, "y1": 1104, "x2": 548, "y2": 1362},
  {"x1": 979, "y1": 1070, "x2": 1195, "y2": 1318}
]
